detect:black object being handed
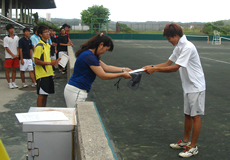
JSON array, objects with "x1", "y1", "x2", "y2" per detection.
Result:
[
  {"x1": 127, "y1": 72, "x2": 142, "y2": 90},
  {"x1": 114, "y1": 72, "x2": 142, "y2": 91}
]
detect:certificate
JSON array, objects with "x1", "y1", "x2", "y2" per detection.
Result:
[
  {"x1": 58, "y1": 54, "x2": 69, "y2": 68},
  {"x1": 15, "y1": 111, "x2": 69, "y2": 123},
  {"x1": 129, "y1": 68, "x2": 145, "y2": 74}
]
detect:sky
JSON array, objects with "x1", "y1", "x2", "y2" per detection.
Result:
[{"x1": 33, "y1": 0, "x2": 230, "y2": 23}]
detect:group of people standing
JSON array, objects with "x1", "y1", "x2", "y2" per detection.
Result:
[
  {"x1": 3, "y1": 22, "x2": 206, "y2": 158},
  {"x1": 3, "y1": 23, "x2": 72, "y2": 106},
  {"x1": 3, "y1": 23, "x2": 72, "y2": 89}
]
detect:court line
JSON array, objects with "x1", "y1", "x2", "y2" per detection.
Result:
[{"x1": 200, "y1": 56, "x2": 230, "y2": 64}]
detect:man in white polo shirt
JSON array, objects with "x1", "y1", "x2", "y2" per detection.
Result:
[
  {"x1": 3, "y1": 24, "x2": 19, "y2": 89},
  {"x1": 143, "y1": 23, "x2": 206, "y2": 158}
]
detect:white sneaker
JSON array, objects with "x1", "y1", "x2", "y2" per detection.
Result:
[
  {"x1": 8, "y1": 83, "x2": 14, "y2": 89},
  {"x1": 22, "y1": 83, "x2": 28, "y2": 88},
  {"x1": 31, "y1": 83, "x2": 37, "y2": 87},
  {"x1": 12, "y1": 82, "x2": 18, "y2": 88},
  {"x1": 179, "y1": 146, "x2": 198, "y2": 157},
  {"x1": 170, "y1": 140, "x2": 191, "y2": 149}
]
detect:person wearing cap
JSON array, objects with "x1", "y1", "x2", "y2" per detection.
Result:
[
  {"x1": 64, "y1": 33, "x2": 132, "y2": 108},
  {"x1": 143, "y1": 23, "x2": 206, "y2": 158}
]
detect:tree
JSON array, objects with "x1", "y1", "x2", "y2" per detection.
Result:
[
  {"x1": 213, "y1": 20, "x2": 224, "y2": 27},
  {"x1": 81, "y1": 5, "x2": 110, "y2": 32},
  {"x1": 202, "y1": 22, "x2": 228, "y2": 35},
  {"x1": 117, "y1": 23, "x2": 136, "y2": 33}
]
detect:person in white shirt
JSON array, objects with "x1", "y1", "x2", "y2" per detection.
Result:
[
  {"x1": 3, "y1": 24, "x2": 20, "y2": 89},
  {"x1": 143, "y1": 23, "x2": 206, "y2": 158}
]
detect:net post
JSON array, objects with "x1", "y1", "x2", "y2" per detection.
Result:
[{"x1": 207, "y1": 36, "x2": 209, "y2": 43}]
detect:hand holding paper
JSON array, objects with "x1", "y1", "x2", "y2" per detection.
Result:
[{"x1": 58, "y1": 54, "x2": 69, "y2": 68}]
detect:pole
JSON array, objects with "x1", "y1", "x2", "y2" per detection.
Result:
[
  {"x1": 16, "y1": 0, "x2": 18, "y2": 20},
  {"x1": 2, "y1": 0, "x2": 5, "y2": 16},
  {"x1": 20, "y1": 2, "x2": 22, "y2": 22},
  {"x1": 91, "y1": 18, "x2": 93, "y2": 33},
  {"x1": 24, "y1": 5, "x2": 26, "y2": 23},
  {"x1": 9, "y1": 0, "x2": 12, "y2": 18}
]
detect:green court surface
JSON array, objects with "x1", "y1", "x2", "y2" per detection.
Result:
[{"x1": 72, "y1": 39, "x2": 230, "y2": 160}]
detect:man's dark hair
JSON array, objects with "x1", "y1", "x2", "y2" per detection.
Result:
[
  {"x1": 67, "y1": 25, "x2": 71, "y2": 28},
  {"x1": 49, "y1": 26, "x2": 53, "y2": 30},
  {"x1": 33, "y1": 26, "x2": 39, "y2": 34},
  {"x1": 60, "y1": 27, "x2": 65, "y2": 32},
  {"x1": 37, "y1": 25, "x2": 49, "y2": 37},
  {"x1": 23, "y1": 28, "x2": 30, "y2": 32},
  {"x1": 62, "y1": 23, "x2": 68, "y2": 28},
  {"x1": 163, "y1": 23, "x2": 183, "y2": 38},
  {"x1": 6, "y1": 24, "x2": 14, "y2": 30}
]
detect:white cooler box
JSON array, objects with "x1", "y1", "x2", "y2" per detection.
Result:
[{"x1": 22, "y1": 107, "x2": 76, "y2": 160}]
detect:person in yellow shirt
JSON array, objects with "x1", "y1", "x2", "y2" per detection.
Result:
[{"x1": 33, "y1": 25, "x2": 60, "y2": 107}]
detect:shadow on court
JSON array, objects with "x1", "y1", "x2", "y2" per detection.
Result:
[{"x1": 72, "y1": 39, "x2": 230, "y2": 160}]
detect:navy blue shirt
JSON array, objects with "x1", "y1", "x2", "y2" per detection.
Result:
[
  {"x1": 50, "y1": 35, "x2": 57, "y2": 56},
  {"x1": 19, "y1": 37, "x2": 32, "y2": 59},
  {"x1": 68, "y1": 50, "x2": 100, "y2": 92},
  {"x1": 57, "y1": 35, "x2": 68, "y2": 52}
]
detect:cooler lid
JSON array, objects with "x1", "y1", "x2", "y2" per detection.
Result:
[{"x1": 22, "y1": 107, "x2": 76, "y2": 132}]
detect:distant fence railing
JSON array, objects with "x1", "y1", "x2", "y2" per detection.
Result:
[
  {"x1": 69, "y1": 33, "x2": 230, "y2": 42},
  {"x1": 0, "y1": 14, "x2": 34, "y2": 39}
]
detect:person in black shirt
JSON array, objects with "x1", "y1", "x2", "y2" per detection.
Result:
[
  {"x1": 49, "y1": 27, "x2": 58, "y2": 72},
  {"x1": 57, "y1": 27, "x2": 73, "y2": 74}
]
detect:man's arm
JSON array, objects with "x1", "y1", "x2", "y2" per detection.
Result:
[
  {"x1": 30, "y1": 49, "x2": 33, "y2": 61},
  {"x1": 143, "y1": 59, "x2": 173, "y2": 69},
  {"x1": 19, "y1": 48, "x2": 24, "y2": 65},
  {"x1": 34, "y1": 58, "x2": 61, "y2": 66},
  {"x1": 144, "y1": 59, "x2": 180, "y2": 74},
  {"x1": 59, "y1": 42, "x2": 73, "y2": 46},
  {"x1": 5, "y1": 47, "x2": 18, "y2": 58}
]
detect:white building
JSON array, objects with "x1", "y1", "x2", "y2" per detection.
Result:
[
  {"x1": 46, "y1": 13, "x2": 51, "y2": 21},
  {"x1": 72, "y1": 23, "x2": 89, "y2": 31}
]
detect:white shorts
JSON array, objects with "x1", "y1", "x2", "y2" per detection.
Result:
[
  {"x1": 184, "y1": 91, "x2": 205, "y2": 117},
  {"x1": 64, "y1": 84, "x2": 88, "y2": 108},
  {"x1": 51, "y1": 55, "x2": 56, "y2": 60},
  {"x1": 20, "y1": 59, "x2": 34, "y2": 71},
  {"x1": 58, "y1": 51, "x2": 67, "y2": 59}
]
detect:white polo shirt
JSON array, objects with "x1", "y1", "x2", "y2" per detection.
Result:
[
  {"x1": 169, "y1": 35, "x2": 206, "y2": 93},
  {"x1": 3, "y1": 35, "x2": 19, "y2": 59}
]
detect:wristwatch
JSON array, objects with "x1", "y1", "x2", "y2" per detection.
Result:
[{"x1": 122, "y1": 67, "x2": 126, "y2": 72}]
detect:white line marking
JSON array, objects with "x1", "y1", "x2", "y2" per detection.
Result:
[{"x1": 200, "y1": 56, "x2": 230, "y2": 64}]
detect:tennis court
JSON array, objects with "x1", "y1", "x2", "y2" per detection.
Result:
[{"x1": 72, "y1": 39, "x2": 230, "y2": 159}]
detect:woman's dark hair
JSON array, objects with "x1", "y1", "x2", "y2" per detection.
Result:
[
  {"x1": 163, "y1": 23, "x2": 183, "y2": 38},
  {"x1": 37, "y1": 25, "x2": 49, "y2": 38},
  {"x1": 75, "y1": 33, "x2": 114, "y2": 60}
]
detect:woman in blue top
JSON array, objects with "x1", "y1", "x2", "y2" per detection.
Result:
[{"x1": 64, "y1": 33, "x2": 132, "y2": 108}]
